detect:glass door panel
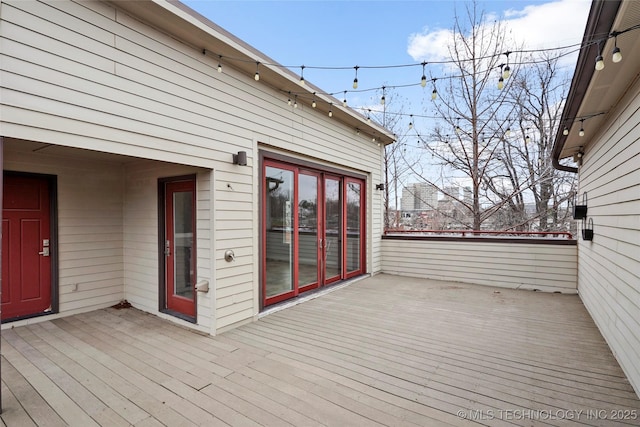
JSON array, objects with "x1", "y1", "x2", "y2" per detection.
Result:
[
  {"x1": 164, "y1": 179, "x2": 196, "y2": 319},
  {"x1": 298, "y1": 173, "x2": 319, "y2": 290},
  {"x1": 346, "y1": 180, "x2": 362, "y2": 274},
  {"x1": 324, "y1": 177, "x2": 342, "y2": 283},
  {"x1": 265, "y1": 166, "x2": 295, "y2": 299}
]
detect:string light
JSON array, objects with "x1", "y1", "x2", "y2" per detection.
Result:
[
  {"x1": 328, "y1": 103, "x2": 333, "y2": 117},
  {"x1": 408, "y1": 114, "x2": 413, "y2": 129},
  {"x1": 563, "y1": 127, "x2": 569, "y2": 136},
  {"x1": 343, "y1": 91, "x2": 347, "y2": 107},
  {"x1": 497, "y1": 76, "x2": 504, "y2": 90},
  {"x1": 312, "y1": 92, "x2": 317, "y2": 108},
  {"x1": 612, "y1": 32, "x2": 622, "y2": 63},
  {"x1": 203, "y1": 22, "x2": 640, "y2": 102},
  {"x1": 380, "y1": 86, "x2": 386, "y2": 105},
  {"x1": 353, "y1": 66, "x2": 359, "y2": 89},
  {"x1": 287, "y1": 92, "x2": 292, "y2": 106},
  {"x1": 579, "y1": 119, "x2": 585, "y2": 136},
  {"x1": 505, "y1": 127, "x2": 511, "y2": 137},
  {"x1": 293, "y1": 95, "x2": 298, "y2": 108},
  {"x1": 502, "y1": 51, "x2": 511, "y2": 79},
  {"x1": 595, "y1": 43, "x2": 605, "y2": 71},
  {"x1": 431, "y1": 78, "x2": 437, "y2": 100},
  {"x1": 299, "y1": 65, "x2": 305, "y2": 85}
]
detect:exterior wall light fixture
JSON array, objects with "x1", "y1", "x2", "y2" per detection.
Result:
[{"x1": 233, "y1": 151, "x2": 247, "y2": 166}]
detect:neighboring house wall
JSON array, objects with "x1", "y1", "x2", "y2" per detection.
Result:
[
  {"x1": 1, "y1": 0, "x2": 384, "y2": 332},
  {"x1": 382, "y1": 237, "x2": 578, "y2": 293},
  {"x1": 576, "y1": 76, "x2": 640, "y2": 395}
]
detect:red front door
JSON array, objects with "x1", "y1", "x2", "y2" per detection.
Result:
[
  {"x1": 164, "y1": 179, "x2": 196, "y2": 319},
  {"x1": 2, "y1": 174, "x2": 52, "y2": 320}
]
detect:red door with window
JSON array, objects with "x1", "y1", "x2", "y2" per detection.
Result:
[
  {"x1": 2, "y1": 174, "x2": 52, "y2": 320},
  {"x1": 164, "y1": 179, "x2": 196, "y2": 319},
  {"x1": 262, "y1": 160, "x2": 365, "y2": 307}
]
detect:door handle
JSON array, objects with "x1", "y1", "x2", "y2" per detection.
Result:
[{"x1": 39, "y1": 239, "x2": 50, "y2": 256}]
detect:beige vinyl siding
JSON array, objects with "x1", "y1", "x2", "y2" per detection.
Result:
[
  {"x1": 382, "y1": 238, "x2": 578, "y2": 293},
  {"x1": 0, "y1": 0, "x2": 385, "y2": 332},
  {"x1": 576, "y1": 76, "x2": 640, "y2": 396},
  {"x1": 3, "y1": 141, "x2": 125, "y2": 318},
  {"x1": 123, "y1": 161, "x2": 213, "y2": 332}
]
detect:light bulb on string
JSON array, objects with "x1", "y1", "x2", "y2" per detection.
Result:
[
  {"x1": 408, "y1": 115, "x2": 413, "y2": 130},
  {"x1": 328, "y1": 103, "x2": 333, "y2": 118},
  {"x1": 502, "y1": 51, "x2": 511, "y2": 79},
  {"x1": 353, "y1": 66, "x2": 359, "y2": 89},
  {"x1": 287, "y1": 93, "x2": 292, "y2": 106},
  {"x1": 563, "y1": 127, "x2": 569, "y2": 136},
  {"x1": 431, "y1": 79, "x2": 437, "y2": 100},
  {"x1": 579, "y1": 119, "x2": 585, "y2": 136},
  {"x1": 254, "y1": 61, "x2": 260, "y2": 81},
  {"x1": 497, "y1": 77, "x2": 504, "y2": 90},
  {"x1": 343, "y1": 91, "x2": 348, "y2": 107},
  {"x1": 217, "y1": 55, "x2": 223, "y2": 73},
  {"x1": 420, "y1": 62, "x2": 427, "y2": 88},
  {"x1": 380, "y1": 86, "x2": 386, "y2": 105},
  {"x1": 312, "y1": 92, "x2": 317, "y2": 108},
  {"x1": 612, "y1": 33, "x2": 622, "y2": 63},
  {"x1": 595, "y1": 43, "x2": 605, "y2": 71},
  {"x1": 502, "y1": 65, "x2": 510, "y2": 79},
  {"x1": 299, "y1": 65, "x2": 305, "y2": 85},
  {"x1": 505, "y1": 128, "x2": 511, "y2": 137},
  {"x1": 293, "y1": 95, "x2": 298, "y2": 109}
]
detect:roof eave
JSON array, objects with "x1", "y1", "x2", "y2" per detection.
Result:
[{"x1": 551, "y1": 0, "x2": 622, "y2": 173}]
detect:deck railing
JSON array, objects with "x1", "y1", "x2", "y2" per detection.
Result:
[
  {"x1": 381, "y1": 229, "x2": 578, "y2": 293},
  {"x1": 384, "y1": 229, "x2": 574, "y2": 239}
]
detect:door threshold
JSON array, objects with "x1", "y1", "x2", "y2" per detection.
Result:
[{"x1": 258, "y1": 274, "x2": 370, "y2": 319}]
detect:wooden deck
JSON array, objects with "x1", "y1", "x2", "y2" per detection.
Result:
[{"x1": 2, "y1": 274, "x2": 639, "y2": 426}]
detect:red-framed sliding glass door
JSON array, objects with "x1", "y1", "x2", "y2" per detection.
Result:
[{"x1": 262, "y1": 160, "x2": 365, "y2": 307}]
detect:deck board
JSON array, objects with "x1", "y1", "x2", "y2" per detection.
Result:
[{"x1": 2, "y1": 274, "x2": 639, "y2": 426}]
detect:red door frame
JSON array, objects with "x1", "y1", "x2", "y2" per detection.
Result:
[
  {"x1": 262, "y1": 161, "x2": 298, "y2": 306},
  {"x1": 261, "y1": 159, "x2": 366, "y2": 308},
  {"x1": 345, "y1": 177, "x2": 366, "y2": 279},
  {"x1": 297, "y1": 169, "x2": 321, "y2": 294},
  {"x1": 159, "y1": 176, "x2": 196, "y2": 322}
]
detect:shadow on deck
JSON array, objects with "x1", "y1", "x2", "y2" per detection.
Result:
[{"x1": 2, "y1": 274, "x2": 639, "y2": 426}]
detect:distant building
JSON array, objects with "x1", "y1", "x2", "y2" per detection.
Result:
[{"x1": 401, "y1": 183, "x2": 438, "y2": 211}]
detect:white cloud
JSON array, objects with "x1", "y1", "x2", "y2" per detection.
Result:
[{"x1": 407, "y1": 0, "x2": 591, "y2": 65}]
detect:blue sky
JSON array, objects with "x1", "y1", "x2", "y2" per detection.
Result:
[{"x1": 182, "y1": 0, "x2": 591, "y2": 113}]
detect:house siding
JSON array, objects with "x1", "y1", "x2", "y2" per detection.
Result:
[
  {"x1": 1, "y1": 0, "x2": 385, "y2": 333},
  {"x1": 382, "y1": 237, "x2": 578, "y2": 293},
  {"x1": 3, "y1": 141, "x2": 125, "y2": 317},
  {"x1": 576, "y1": 76, "x2": 640, "y2": 395},
  {"x1": 123, "y1": 161, "x2": 214, "y2": 332}
]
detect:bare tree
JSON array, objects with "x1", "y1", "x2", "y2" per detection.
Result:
[
  {"x1": 495, "y1": 52, "x2": 576, "y2": 232},
  {"x1": 406, "y1": 1, "x2": 576, "y2": 233},
  {"x1": 367, "y1": 87, "x2": 416, "y2": 229},
  {"x1": 414, "y1": 1, "x2": 517, "y2": 230}
]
